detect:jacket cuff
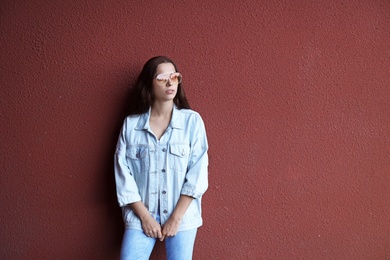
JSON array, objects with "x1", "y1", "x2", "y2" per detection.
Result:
[
  {"x1": 117, "y1": 194, "x2": 141, "y2": 207},
  {"x1": 181, "y1": 187, "x2": 204, "y2": 199}
]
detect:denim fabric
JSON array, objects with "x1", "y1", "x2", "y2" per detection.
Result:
[
  {"x1": 120, "y1": 228, "x2": 197, "y2": 260},
  {"x1": 115, "y1": 106, "x2": 208, "y2": 231}
]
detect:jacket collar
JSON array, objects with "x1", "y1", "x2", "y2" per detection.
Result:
[{"x1": 135, "y1": 105, "x2": 184, "y2": 131}]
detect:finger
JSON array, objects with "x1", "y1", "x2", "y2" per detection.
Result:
[{"x1": 161, "y1": 226, "x2": 167, "y2": 235}]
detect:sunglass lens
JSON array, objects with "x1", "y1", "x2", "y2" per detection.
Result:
[
  {"x1": 156, "y1": 75, "x2": 168, "y2": 84},
  {"x1": 170, "y1": 73, "x2": 182, "y2": 84}
]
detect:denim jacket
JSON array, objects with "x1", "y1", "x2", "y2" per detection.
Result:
[{"x1": 114, "y1": 106, "x2": 208, "y2": 231}]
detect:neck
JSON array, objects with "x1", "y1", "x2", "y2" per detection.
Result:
[{"x1": 151, "y1": 101, "x2": 174, "y2": 117}]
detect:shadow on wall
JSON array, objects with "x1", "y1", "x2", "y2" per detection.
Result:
[{"x1": 98, "y1": 75, "x2": 138, "y2": 259}]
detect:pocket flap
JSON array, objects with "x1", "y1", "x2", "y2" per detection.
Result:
[
  {"x1": 127, "y1": 146, "x2": 148, "y2": 159},
  {"x1": 169, "y1": 144, "x2": 189, "y2": 157}
]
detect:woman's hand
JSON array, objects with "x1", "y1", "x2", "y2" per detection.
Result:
[
  {"x1": 161, "y1": 216, "x2": 181, "y2": 241},
  {"x1": 141, "y1": 214, "x2": 162, "y2": 239},
  {"x1": 160, "y1": 195, "x2": 194, "y2": 241},
  {"x1": 129, "y1": 201, "x2": 162, "y2": 239}
]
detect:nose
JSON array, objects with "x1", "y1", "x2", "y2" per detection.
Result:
[{"x1": 166, "y1": 78, "x2": 172, "y2": 86}]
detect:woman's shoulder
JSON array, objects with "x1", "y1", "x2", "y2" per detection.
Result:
[
  {"x1": 178, "y1": 108, "x2": 201, "y2": 116},
  {"x1": 176, "y1": 108, "x2": 206, "y2": 129},
  {"x1": 122, "y1": 113, "x2": 145, "y2": 127},
  {"x1": 124, "y1": 114, "x2": 141, "y2": 122},
  {"x1": 177, "y1": 108, "x2": 204, "y2": 121}
]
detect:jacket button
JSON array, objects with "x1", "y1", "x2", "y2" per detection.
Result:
[
  {"x1": 163, "y1": 210, "x2": 168, "y2": 213},
  {"x1": 162, "y1": 190, "x2": 166, "y2": 194},
  {"x1": 162, "y1": 148, "x2": 166, "y2": 152},
  {"x1": 162, "y1": 169, "x2": 166, "y2": 173}
]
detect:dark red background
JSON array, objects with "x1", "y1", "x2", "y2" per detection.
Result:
[{"x1": 1, "y1": 0, "x2": 389, "y2": 259}]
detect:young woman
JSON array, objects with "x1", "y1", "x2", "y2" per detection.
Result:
[{"x1": 114, "y1": 56, "x2": 209, "y2": 259}]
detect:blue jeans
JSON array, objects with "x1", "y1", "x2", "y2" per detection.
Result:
[{"x1": 120, "y1": 228, "x2": 197, "y2": 260}]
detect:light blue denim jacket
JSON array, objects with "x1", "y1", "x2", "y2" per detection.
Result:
[{"x1": 114, "y1": 106, "x2": 208, "y2": 231}]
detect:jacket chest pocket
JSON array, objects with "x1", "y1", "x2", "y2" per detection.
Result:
[
  {"x1": 169, "y1": 144, "x2": 190, "y2": 173},
  {"x1": 126, "y1": 146, "x2": 149, "y2": 174}
]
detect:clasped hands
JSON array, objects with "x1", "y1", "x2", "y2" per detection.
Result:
[{"x1": 142, "y1": 215, "x2": 180, "y2": 241}]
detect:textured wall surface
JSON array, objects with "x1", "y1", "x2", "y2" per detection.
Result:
[{"x1": 1, "y1": 0, "x2": 389, "y2": 259}]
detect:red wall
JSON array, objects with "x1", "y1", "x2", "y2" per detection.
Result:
[{"x1": 1, "y1": 0, "x2": 389, "y2": 259}]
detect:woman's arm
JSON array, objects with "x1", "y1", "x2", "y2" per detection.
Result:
[
  {"x1": 162, "y1": 114, "x2": 209, "y2": 240},
  {"x1": 180, "y1": 114, "x2": 209, "y2": 199},
  {"x1": 114, "y1": 119, "x2": 142, "y2": 206},
  {"x1": 115, "y1": 119, "x2": 163, "y2": 239},
  {"x1": 161, "y1": 195, "x2": 194, "y2": 240}
]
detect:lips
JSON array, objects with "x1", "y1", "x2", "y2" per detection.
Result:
[{"x1": 166, "y1": 90, "x2": 175, "y2": 94}]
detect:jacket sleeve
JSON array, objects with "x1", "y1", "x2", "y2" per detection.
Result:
[
  {"x1": 114, "y1": 119, "x2": 142, "y2": 207},
  {"x1": 181, "y1": 114, "x2": 209, "y2": 199}
]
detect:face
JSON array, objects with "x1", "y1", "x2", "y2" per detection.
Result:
[{"x1": 152, "y1": 63, "x2": 179, "y2": 103}]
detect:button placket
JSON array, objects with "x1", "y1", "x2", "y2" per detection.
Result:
[{"x1": 158, "y1": 143, "x2": 169, "y2": 220}]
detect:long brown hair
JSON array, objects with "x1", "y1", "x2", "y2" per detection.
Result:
[{"x1": 128, "y1": 56, "x2": 191, "y2": 115}]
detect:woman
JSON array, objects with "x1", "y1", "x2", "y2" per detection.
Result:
[{"x1": 114, "y1": 56, "x2": 209, "y2": 259}]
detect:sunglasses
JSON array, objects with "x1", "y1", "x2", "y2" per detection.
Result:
[{"x1": 155, "y1": 72, "x2": 182, "y2": 85}]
